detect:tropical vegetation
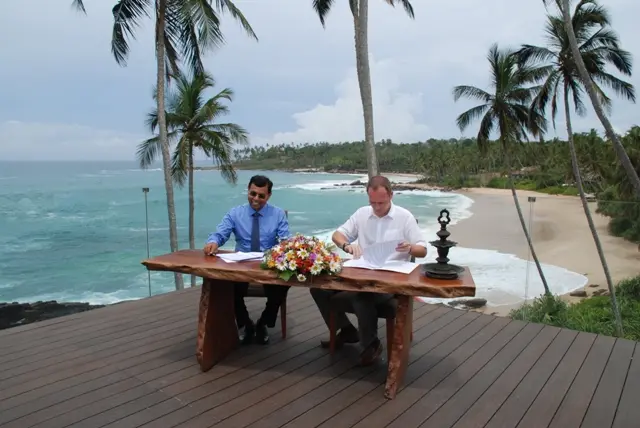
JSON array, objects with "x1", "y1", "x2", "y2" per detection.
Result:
[
  {"x1": 510, "y1": 275, "x2": 640, "y2": 341},
  {"x1": 232, "y1": 128, "x2": 640, "y2": 246},
  {"x1": 518, "y1": 0, "x2": 635, "y2": 336},
  {"x1": 546, "y1": 0, "x2": 640, "y2": 200},
  {"x1": 452, "y1": 43, "x2": 551, "y2": 294},
  {"x1": 72, "y1": 0, "x2": 256, "y2": 290},
  {"x1": 312, "y1": 0, "x2": 415, "y2": 178},
  {"x1": 137, "y1": 70, "x2": 249, "y2": 287}
]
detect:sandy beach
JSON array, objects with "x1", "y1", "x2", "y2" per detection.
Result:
[{"x1": 449, "y1": 188, "x2": 640, "y2": 316}]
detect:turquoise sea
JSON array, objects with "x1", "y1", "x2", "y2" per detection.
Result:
[
  {"x1": 0, "y1": 161, "x2": 587, "y2": 307},
  {"x1": 0, "y1": 161, "x2": 469, "y2": 304}
]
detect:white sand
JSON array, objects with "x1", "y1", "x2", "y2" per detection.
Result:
[{"x1": 449, "y1": 188, "x2": 640, "y2": 316}]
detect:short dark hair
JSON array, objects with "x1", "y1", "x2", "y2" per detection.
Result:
[
  {"x1": 248, "y1": 175, "x2": 273, "y2": 193},
  {"x1": 366, "y1": 175, "x2": 392, "y2": 194}
]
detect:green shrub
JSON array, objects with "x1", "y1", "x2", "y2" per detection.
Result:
[
  {"x1": 509, "y1": 276, "x2": 640, "y2": 341},
  {"x1": 617, "y1": 276, "x2": 640, "y2": 300},
  {"x1": 487, "y1": 176, "x2": 509, "y2": 188}
]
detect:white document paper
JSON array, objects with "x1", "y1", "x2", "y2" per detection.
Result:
[
  {"x1": 217, "y1": 251, "x2": 264, "y2": 263},
  {"x1": 362, "y1": 240, "x2": 402, "y2": 266},
  {"x1": 343, "y1": 258, "x2": 418, "y2": 274}
]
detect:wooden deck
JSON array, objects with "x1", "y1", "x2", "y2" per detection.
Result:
[{"x1": 1, "y1": 287, "x2": 638, "y2": 428}]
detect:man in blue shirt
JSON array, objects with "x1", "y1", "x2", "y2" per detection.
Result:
[{"x1": 203, "y1": 175, "x2": 290, "y2": 345}]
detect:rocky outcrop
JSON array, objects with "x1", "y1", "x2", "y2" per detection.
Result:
[
  {"x1": 448, "y1": 298, "x2": 487, "y2": 309},
  {"x1": 0, "y1": 301, "x2": 105, "y2": 330},
  {"x1": 320, "y1": 180, "x2": 452, "y2": 192}
]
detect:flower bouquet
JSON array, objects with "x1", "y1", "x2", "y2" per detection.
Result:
[{"x1": 261, "y1": 233, "x2": 342, "y2": 282}]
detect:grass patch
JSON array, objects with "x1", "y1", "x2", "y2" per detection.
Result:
[{"x1": 510, "y1": 276, "x2": 640, "y2": 341}]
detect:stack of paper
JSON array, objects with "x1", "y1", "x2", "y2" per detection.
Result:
[
  {"x1": 362, "y1": 241, "x2": 400, "y2": 266},
  {"x1": 343, "y1": 258, "x2": 417, "y2": 274},
  {"x1": 217, "y1": 252, "x2": 264, "y2": 263},
  {"x1": 342, "y1": 240, "x2": 418, "y2": 274}
]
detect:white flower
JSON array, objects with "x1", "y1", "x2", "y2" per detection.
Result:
[
  {"x1": 276, "y1": 261, "x2": 287, "y2": 271},
  {"x1": 297, "y1": 249, "x2": 309, "y2": 259},
  {"x1": 310, "y1": 264, "x2": 322, "y2": 275},
  {"x1": 297, "y1": 274, "x2": 307, "y2": 282},
  {"x1": 329, "y1": 260, "x2": 341, "y2": 273},
  {"x1": 288, "y1": 261, "x2": 297, "y2": 270}
]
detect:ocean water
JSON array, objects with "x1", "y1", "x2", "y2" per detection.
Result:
[{"x1": 0, "y1": 161, "x2": 586, "y2": 308}]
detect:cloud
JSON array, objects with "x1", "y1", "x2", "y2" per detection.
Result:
[
  {"x1": 258, "y1": 57, "x2": 429, "y2": 145},
  {"x1": 0, "y1": 121, "x2": 142, "y2": 161},
  {"x1": 1, "y1": 0, "x2": 639, "y2": 159}
]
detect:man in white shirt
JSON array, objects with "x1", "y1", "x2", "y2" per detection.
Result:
[{"x1": 310, "y1": 175, "x2": 427, "y2": 366}]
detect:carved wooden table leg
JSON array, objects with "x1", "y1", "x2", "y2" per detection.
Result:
[
  {"x1": 384, "y1": 295, "x2": 413, "y2": 399},
  {"x1": 196, "y1": 278, "x2": 239, "y2": 371}
]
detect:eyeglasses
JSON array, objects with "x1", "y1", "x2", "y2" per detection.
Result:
[{"x1": 249, "y1": 191, "x2": 267, "y2": 200}]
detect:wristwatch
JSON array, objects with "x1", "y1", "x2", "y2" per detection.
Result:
[{"x1": 342, "y1": 242, "x2": 349, "y2": 251}]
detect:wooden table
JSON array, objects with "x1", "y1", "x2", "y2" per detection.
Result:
[{"x1": 142, "y1": 249, "x2": 475, "y2": 399}]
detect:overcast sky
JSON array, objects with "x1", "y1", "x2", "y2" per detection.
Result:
[{"x1": 1, "y1": 0, "x2": 638, "y2": 160}]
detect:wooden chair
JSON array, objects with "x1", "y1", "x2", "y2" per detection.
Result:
[
  {"x1": 246, "y1": 210, "x2": 288, "y2": 339},
  {"x1": 328, "y1": 220, "x2": 419, "y2": 359}
]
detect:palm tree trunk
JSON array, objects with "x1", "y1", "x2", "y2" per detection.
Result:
[
  {"x1": 352, "y1": 0, "x2": 379, "y2": 178},
  {"x1": 156, "y1": 0, "x2": 183, "y2": 290},
  {"x1": 564, "y1": 88, "x2": 624, "y2": 337},
  {"x1": 188, "y1": 145, "x2": 196, "y2": 288},
  {"x1": 559, "y1": 0, "x2": 640, "y2": 199},
  {"x1": 504, "y1": 144, "x2": 551, "y2": 295}
]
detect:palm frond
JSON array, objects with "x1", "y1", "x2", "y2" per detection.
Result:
[
  {"x1": 71, "y1": 0, "x2": 86, "y2": 13},
  {"x1": 213, "y1": 0, "x2": 258, "y2": 41},
  {"x1": 476, "y1": 110, "x2": 496, "y2": 153},
  {"x1": 110, "y1": 0, "x2": 152, "y2": 66},
  {"x1": 204, "y1": 122, "x2": 250, "y2": 146},
  {"x1": 383, "y1": 0, "x2": 415, "y2": 18},
  {"x1": 146, "y1": 111, "x2": 158, "y2": 133},
  {"x1": 455, "y1": 104, "x2": 491, "y2": 133},
  {"x1": 171, "y1": 134, "x2": 190, "y2": 187},
  {"x1": 136, "y1": 135, "x2": 162, "y2": 169},
  {"x1": 168, "y1": 0, "x2": 219, "y2": 75},
  {"x1": 515, "y1": 45, "x2": 556, "y2": 66},
  {"x1": 566, "y1": 77, "x2": 588, "y2": 116},
  {"x1": 452, "y1": 85, "x2": 492, "y2": 103},
  {"x1": 592, "y1": 70, "x2": 636, "y2": 102},
  {"x1": 518, "y1": 64, "x2": 555, "y2": 85},
  {"x1": 532, "y1": 70, "x2": 561, "y2": 127},
  {"x1": 313, "y1": 0, "x2": 335, "y2": 27}
]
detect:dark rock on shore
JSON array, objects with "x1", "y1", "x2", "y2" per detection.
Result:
[
  {"x1": 448, "y1": 298, "x2": 487, "y2": 309},
  {"x1": 0, "y1": 301, "x2": 105, "y2": 330}
]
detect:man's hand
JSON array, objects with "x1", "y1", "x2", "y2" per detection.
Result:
[
  {"x1": 395, "y1": 241, "x2": 412, "y2": 253},
  {"x1": 345, "y1": 244, "x2": 363, "y2": 259},
  {"x1": 204, "y1": 242, "x2": 219, "y2": 256}
]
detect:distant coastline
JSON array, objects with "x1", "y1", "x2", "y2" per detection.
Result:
[{"x1": 194, "y1": 166, "x2": 453, "y2": 192}]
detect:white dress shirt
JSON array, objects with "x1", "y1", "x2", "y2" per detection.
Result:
[{"x1": 337, "y1": 203, "x2": 427, "y2": 261}]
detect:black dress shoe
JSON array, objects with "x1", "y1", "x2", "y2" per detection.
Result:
[
  {"x1": 255, "y1": 321, "x2": 270, "y2": 345},
  {"x1": 360, "y1": 338, "x2": 383, "y2": 366},
  {"x1": 239, "y1": 321, "x2": 255, "y2": 345}
]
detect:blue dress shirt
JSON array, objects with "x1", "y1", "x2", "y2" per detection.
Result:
[{"x1": 206, "y1": 203, "x2": 290, "y2": 252}]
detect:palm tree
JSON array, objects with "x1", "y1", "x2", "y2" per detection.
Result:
[
  {"x1": 72, "y1": 0, "x2": 256, "y2": 290},
  {"x1": 517, "y1": 0, "x2": 631, "y2": 336},
  {"x1": 138, "y1": 70, "x2": 249, "y2": 287},
  {"x1": 542, "y1": 0, "x2": 640, "y2": 199},
  {"x1": 312, "y1": 0, "x2": 415, "y2": 178},
  {"x1": 453, "y1": 43, "x2": 552, "y2": 296}
]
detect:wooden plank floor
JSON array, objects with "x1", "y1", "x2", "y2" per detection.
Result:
[{"x1": 1, "y1": 286, "x2": 638, "y2": 428}]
